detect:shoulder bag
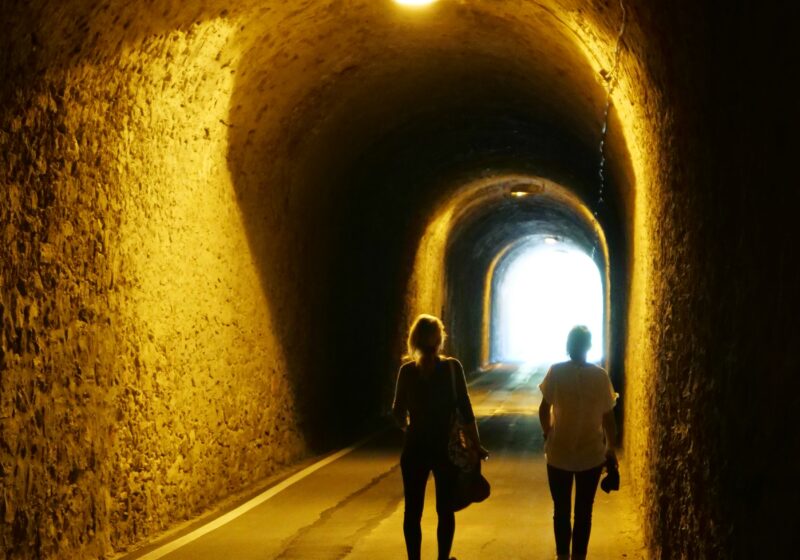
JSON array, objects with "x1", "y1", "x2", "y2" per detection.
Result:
[{"x1": 446, "y1": 359, "x2": 490, "y2": 511}]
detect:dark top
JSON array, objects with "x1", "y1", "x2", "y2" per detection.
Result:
[{"x1": 392, "y1": 357, "x2": 476, "y2": 451}]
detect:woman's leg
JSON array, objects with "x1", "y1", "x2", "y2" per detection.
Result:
[
  {"x1": 401, "y1": 450, "x2": 430, "y2": 560},
  {"x1": 571, "y1": 464, "x2": 604, "y2": 558},
  {"x1": 546, "y1": 464, "x2": 574, "y2": 557},
  {"x1": 432, "y1": 460, "x2": 456, "y2": 560}
]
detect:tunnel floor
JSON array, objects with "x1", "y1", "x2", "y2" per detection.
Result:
[{"x1": 121, "y1": 367, "x2": 644, "y2": 560}]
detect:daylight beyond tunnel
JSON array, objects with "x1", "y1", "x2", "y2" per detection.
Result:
[{"x1": 492, "y1": 240, "x2": 604, "y2": 366}]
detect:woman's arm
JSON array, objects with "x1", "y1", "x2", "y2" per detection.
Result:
[
  {"x1": 391, "y1": 365, "x2": 409, "y2": 429},
  {"x1": 602, "y1": 409, "x2": 618, "y2": 466},
  {"x1": 601, "y1": 371, "x2": 619, "y2": 466},
  {"x1": 464, "y1": 419, "x2": 489, "y2": 459},
  {"x1": 538, "y1": 367, "x2": 554, "y2": 439},
  {"x1": 453, "y1": 360, "x2": 489, "y2": 459},
  {"x1": 539, "y1": 398, "x2": 552, "y2": 439}
]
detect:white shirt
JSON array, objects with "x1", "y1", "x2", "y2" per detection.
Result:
[{"x1": 539, "y1": 360, "x2": 618, "y2": 472}]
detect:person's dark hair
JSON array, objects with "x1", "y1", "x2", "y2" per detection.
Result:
[
  {"x1": 566, "y1": 325, "x2": 592, "y2": 360},
  {"x1": 405, "y1": 314, "x2": 446, "y2": 364}
]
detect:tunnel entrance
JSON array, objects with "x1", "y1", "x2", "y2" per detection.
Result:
[
  {"x1": 419, "y1": 175, "x2": 616, "y2": 376},
  {"x1": 490, "y1": 237, "x2": 605, "y2": 366}
]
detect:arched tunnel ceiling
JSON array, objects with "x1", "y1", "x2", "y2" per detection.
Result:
[
  {"x1": 1, "y1": 0, "x2": 635, "y2": 450},
  {"x1": 446, "y1": 189, "x2": 603, "y2": 264},
  {"x1": 225, "y1": 1, "x2": 631, "y2": 220},
  {"x1": 5, "y1": 0, "x2": 633, "y2": 222},
  {"x1": 6, "y1": 2, "x2": 796, "y2": 558},
  {"x1": 440, "y1": 174, "x2": 613, "y2": 373},
  {"x1": 0, "y1": 1, "x2": 644, "y2": 556}
]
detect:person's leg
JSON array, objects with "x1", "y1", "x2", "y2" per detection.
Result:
[
  {"x1": 432, "y1": 459, "x2": 456, "y2": 560},
  {"x1": 547, "y1": 464, "x2": 574, "y2": 558},
  {"x1": 571, "y1": 464, "x2": 604, "y2": 558},
  {"x1": 401, "y1": 449, "x2": 431, "y2": 560}
]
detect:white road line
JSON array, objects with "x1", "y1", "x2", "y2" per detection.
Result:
[
  {"x1": 135, "y1": 434, "x2": 376, "y2": 560},
  {"x1": 134, "y1": 366, "x2": 504, "y2": 559}
]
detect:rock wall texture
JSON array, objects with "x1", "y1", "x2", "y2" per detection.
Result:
[
  {"x1": 0, "y1": 12, "x2": 307, "y2": 559},
  {"x1": 619, "y1": 3, "x2": 800, "y2": 558},
  {"x1": 1, "y1": 1, "x2": 798, "y2": 559}
]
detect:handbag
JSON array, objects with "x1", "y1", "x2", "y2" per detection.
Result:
[
  {"x1": 600, "y1": 458, "x2": 620, "y2": 493},
  {"x1": 446, "y1": 360, "x2": 490, "y2": 511}
]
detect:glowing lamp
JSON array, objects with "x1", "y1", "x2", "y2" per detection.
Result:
[
  {"x1": 544, "y1": 236, "x2": 559, "y2": 245},
  {"x1": 507, "y1": 181, "x2": 544, "y2": 199},
  {"x1": 394, "y1": 0, "x2": 438, "y2": 6}
]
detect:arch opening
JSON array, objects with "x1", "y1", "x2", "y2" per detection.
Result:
[
  {"x1": 491, "y1": 237, "x2": 605, "y2": 366},
  {"x1": 410, "y1": 173, "x2": 616, "y2": 377},
  {"x1": 0, "y1": 1, "x2": 648, "y2": 556}
]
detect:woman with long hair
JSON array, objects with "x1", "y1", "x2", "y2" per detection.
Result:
[
  {"x1": 539, "y1": 325, "x2": 619, "y2": 560},
  {"x1": 392, "y1": 314, "x2": 488, "y2": 560}
]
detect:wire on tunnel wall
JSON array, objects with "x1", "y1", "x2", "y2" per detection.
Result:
[{"x1": 593, "y1": 0, "x2": 627, "y2": 259}]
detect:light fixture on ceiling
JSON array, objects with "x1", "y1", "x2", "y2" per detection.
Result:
[
  {"x1": 507, "y1": 181, "x2": 544, "y2": 199},
  {"x1": 394, "y1": 0, "x2": 438, "y2": 6}
]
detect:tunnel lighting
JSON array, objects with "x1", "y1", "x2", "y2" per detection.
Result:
[
  {"x1": 507, "y1": 182, "x2": 544, "y2": 199},
  {"x1": 494, "y1": 244, "x2": 604, "y2": 365},
  {"x1": 394, "y1": 0, "x2": 438, "y2": 6},
  {"x1": 544, "y1": 236, "x2": 559, "y2": 244}
]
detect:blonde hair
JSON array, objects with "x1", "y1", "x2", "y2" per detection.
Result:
[{"x1": 405, "y1": 314, "x2": 447, "y2": 364}]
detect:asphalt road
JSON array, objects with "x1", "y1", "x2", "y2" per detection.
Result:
[{"x1": 126, "y1": 364, "x2": 645, "y2": 560}]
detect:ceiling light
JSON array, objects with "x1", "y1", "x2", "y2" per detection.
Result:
[
  {"x1": 506, "y1": 181, "x2": 544, "y2": 199},
  {"x1": 394, "y1": 0, "x2": 438, "y2": 6}
]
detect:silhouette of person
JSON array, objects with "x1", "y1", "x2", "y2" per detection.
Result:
[
  {"x1": 539, "y1": 325, "x2": 618, "y2": 560},
  {"x1": 392, "y1": 314, "x2": 488, "y2": 560}
]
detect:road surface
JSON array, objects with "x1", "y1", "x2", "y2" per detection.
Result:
[{"x1": 123, "y1": 364, "x2": 645, "y2": 560}]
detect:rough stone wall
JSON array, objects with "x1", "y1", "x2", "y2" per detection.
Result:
[
  {"x1": 1, "y1": 85, "x2": 121, "y2": 556},
  {"x1": 1, "y1": 17, "x2": 306, "y2": 559},
  {"x1": 0, "y1": 1, "x2": 660, "y2": 558},
  {"x1": 617, "y1": 4, "x2": 736, "y2": 556},
  {"x1": 620, "y1": 3, "x2": 800, "y2": 558}
]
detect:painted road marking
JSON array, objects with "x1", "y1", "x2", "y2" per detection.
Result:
[
  {"x1": 133, "y1": 365, "x2": 521, "y2": 559},
  {"x1": 135, "y1": 434, "x2": 376, "y2": 560}
]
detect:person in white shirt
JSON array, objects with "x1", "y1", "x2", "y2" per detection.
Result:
[{"x1": 538, "y1": 326, "x2": 618, "y2": 560}]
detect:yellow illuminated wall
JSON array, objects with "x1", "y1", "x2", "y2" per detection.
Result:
[
  {"x1": 107, "y1": 19, "x2": 306, "y2": 547},
  {"x1": 0, "y1": 1, "x2": 686, "y2": 558},
  {"x1": 0, "y1": 17, "x2": 306, "y2": 558}
]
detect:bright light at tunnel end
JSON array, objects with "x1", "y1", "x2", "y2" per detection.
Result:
[{"x1": 493, "y1": 243, "x2": 605, "y2": 367}]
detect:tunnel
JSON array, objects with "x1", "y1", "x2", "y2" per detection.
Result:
[
  {"x1": 488, "y1": 234, "x2": 605, "y2": 366},
  {"x1": 1, "y1": 1, "x2": 797, "y2": 558},
  {"x1": 438, "y1": 175, "x2": 615, "y2": 374}
]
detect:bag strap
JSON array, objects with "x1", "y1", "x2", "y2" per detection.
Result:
[{"x1": 448, "y1": 358, "x2": 460, "y2": 415}]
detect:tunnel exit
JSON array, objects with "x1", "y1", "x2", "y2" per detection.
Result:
[{"x1": 491, "y1": 239, "x2": 605, "y2": 366}]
